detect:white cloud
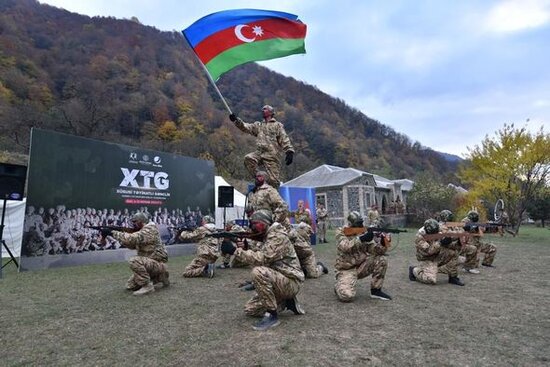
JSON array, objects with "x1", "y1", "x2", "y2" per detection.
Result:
[{"x1": 485, "y1": 0, "x2": 550, "y2": 33}]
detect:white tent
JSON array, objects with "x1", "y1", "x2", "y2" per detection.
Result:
[
  {"x1": 1, "y1": 198, "x2": 25, "y2": 258},
  {"x1": 214, "y1": 176, "x2": 247, "y2": 229}
]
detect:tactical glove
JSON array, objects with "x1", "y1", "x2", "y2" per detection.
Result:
[
  {"x1": 285, "y1": 151, "x2": 294, "y2": 165},
  {"x1": 221, "y1": 240, "x2": 236, "y2": 255},
  {"x1": 440, "y1": 237, "x2": 453, "y2": 247},
  {"x1": 229, "y1": 114, "x2": 237, "y2": 122},
  {"x1": 101, "y1": 228, "x2": 113, "y2": 237},
  {"x1": 359, "y1": 230, "x2": 374, "y2": 242}
]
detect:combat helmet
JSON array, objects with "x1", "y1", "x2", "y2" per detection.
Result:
[
  {"x1": 439, "y1": 210, "x2": 453, "y2": 222},
  {"x1": 467, "y1": 211, "x2": 479, "y2": 223},
  {"x1": 132, "y1": 212, "x2": 149, "y2": 224},
  {"x1": 423, "y1": 219, "x2": 439, "y2": 234},
  {"x1": 347, "y1": 211, "x2": 364, "y2": 227},
  {"x1": 250, "y1": 209, "x2": 274, "y2": 225},
  {"x1": 202, "y1": 215, "x2": 215, "y2": 224}
]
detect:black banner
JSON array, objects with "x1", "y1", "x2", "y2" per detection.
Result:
[{"x1": 20, "y1": 129, "x2": 214, "y2": 270}]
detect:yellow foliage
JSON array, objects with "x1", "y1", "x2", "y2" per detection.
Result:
[
  {"x1": 157, "y1": 120, "x2": 184, "y2": 142},
  {"x1": 459, "y1": 123, "x2": 550, "y2": 223}
]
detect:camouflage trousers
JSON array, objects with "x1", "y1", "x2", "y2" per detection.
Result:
[
  {"x1": 414, "y1": 247, "x2": 458, "y2": 284},
  {"x1": 244, "y1": 266, "x2": 301, "y2": 316},
  {"x1": 317, "y1": 220, "x2": 327, "y2": 241},
  {"x1": 460, "y1": 244, "x2": 479, "y2": 270},
  {"x1": 182, "y1": 253, "x2": 218, "y2": 277},
  {"x1": 477, "y1": 241, "x2": 497, "y2": 266},
  {"x1": 126, "y1": 256, "x2": 167, "y2": 289},
  {"x1": 334, "y1": 255, "x2": 388, "y2": 302},
  {"x1": 244, "y1": 151, "x2": 281, "y2": 188},
  {"x1": 294, "y1": 245, "x2": 321, "y2": 279}
]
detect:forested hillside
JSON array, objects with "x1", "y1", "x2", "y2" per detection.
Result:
[{"x1": 0, "y1": 0, "x2": 459, "y2": 183}]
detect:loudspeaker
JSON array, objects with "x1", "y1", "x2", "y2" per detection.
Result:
[
  {"x1": 0, "y1": 163, "x2": 27, "y2": 201},
  {"x1": 218, "y1": 186, "x2": 234, "y2": 208}
]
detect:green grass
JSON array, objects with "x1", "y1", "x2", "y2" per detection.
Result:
[{"x1": 1, "y1": 226, "x2": 549, "y2": 366}]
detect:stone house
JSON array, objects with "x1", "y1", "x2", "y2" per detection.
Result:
[{"x1": 282, "y1": 165, "x2": 414, "y2": 227}]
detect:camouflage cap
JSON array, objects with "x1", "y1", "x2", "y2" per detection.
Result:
[
  {"x1": 423, "y1": 218, "x2": 440, "y2": 234},
  {"x1": 132, "y1": 212, "x2": 149, "y2": 224},
  {"x1": 347, "y1": 211, "x2": 364, "y2": 227},
  {"x1": 202, "y1": 215, "x2": 215, "y2": 224},
  {"x1": 467, "y1": 211, "x2": 479, "y2": 223},
  {"x1": 439, "y1": 210, "x2": 453, "y2": 222},
  {"x1": 250, "y1": 209, "x2": 273, "y2": 225}
]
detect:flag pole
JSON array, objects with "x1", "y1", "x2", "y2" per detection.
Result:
[
  {"x1": 182, "y1": 36, "x2": 232, "y2": 115},
  {"x1": 199, "y1": 62, "x2": 233, "y2": 115}
]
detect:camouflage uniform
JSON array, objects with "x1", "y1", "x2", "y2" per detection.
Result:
[
  {"x1": 233, "y1": 222, "x2": 305, "y2": 316},
  {"x1": 367, "y1": 208, "x2": 381, "y2": 227},
  {"x1": 248, "y1": 182, "x2": 289, "y2": 223},
  {"x1": 411, "y1": 227, "x2": 459, "y2": 284},
  {"x1": 461, "y1": 217, "x2": 497, "y2": 267},
  {"x1": 112, "y1": 222, "x2": 168, "y2": 290},
  {"x1": 289, "y1": 223, "x2": 323, "y2": 278},
  {"x1": 234, "y1": 116, "x2": 294, "y2": 188},
  {"x1": 181, "y1": 223, "x2": 219, "y2": 277},
  {"x1": 334, "y1": 227, "x2": 388, "y2": 302},
  {"x1": 316, "y1": 206, "x2": 328, "y2": 242},
  {"x1": 440, "y1": 222, "x2": 478, "y2": 271},
  {"x1": 293, "y1": 207, "x2": 312, "y2": 225}
]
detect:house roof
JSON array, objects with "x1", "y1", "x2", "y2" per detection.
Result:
[{"x1": 282, "y1": 164, "x2": 414, "y2": 190}]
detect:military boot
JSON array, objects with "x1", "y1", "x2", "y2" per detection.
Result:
[
  {"x1": 154, "y1": 271, "x2": 170, "y2": 289},
  {"x1": 133, "y1": 281, "x2": 155, "y2": 296},
  {"x1": 253, "y1": 311, "x2": 280, "y2": 331},
  {"x1": 285, "y1": 297, "x2": 306, "y2": 315},
  {"x1": 317, "y1": 261, "x2": 329, "y2": 274},
  {"x1": 448, "y1": 276, "x2": 465, "y2": 286}
]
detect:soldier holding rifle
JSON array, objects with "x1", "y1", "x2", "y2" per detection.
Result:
[
  {"x1": 408, "y1": 219, "x2": 465, "y2": 286},
  {"x1": 334, "y1": 211, "x2": 393, "y2": 302},
  {"x1": 220, "y1": 209, "x2": 305, "y2": 331},
  {"x1": 96, "y1": 212, "x2": 169, "y2": 296}
]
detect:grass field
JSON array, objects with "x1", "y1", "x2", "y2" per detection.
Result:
[{"x1": 1, "y1": 226, "x2": 549, "y2": 366}]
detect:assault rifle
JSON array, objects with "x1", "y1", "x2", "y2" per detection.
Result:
[
  {"x1": 422, "y1": 231, "x2": 481, "y2": 242},
  {"x1": 89, "y1": 225, "x2": 138, "y2": 247},
  {"x1": 443, "y1": 221, "x2": 512, "y2": 235},
  {"x1": 168, "y1": 225, "x2": 196, "y2": 236},
  {"x1": 343, "y1": 226, "x2": 407, "y2": 237},
  {"x1": 205, "y1": 230, "x2": 262, "y2": 241},
  {"x1": 89, "y1": 225, "x2": 137, "y2": 234}
]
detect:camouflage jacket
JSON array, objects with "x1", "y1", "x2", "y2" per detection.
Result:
[
  {"x1": 438, "y1": 222, "x2": 464, "y2": 251},
  {"x1": 179, "y1": 223, "x2": 219, "y2": 257},
  {"x1": 234, "y1": 222, "x2": 305, "y2": 282},
  {"x1": 292, "y1": 208, "x2": 312, "y2": 225},
  {"x1": 249, "y1": 183, "x2": 288, "y2": 223},
  {"x1": 316, "y1": 207, "x2": 328, "y2": 221},
  {"x1": 334, "y1": 227, "x2": 386, "y2": 271},
  {"x1": 414, "y1": 227, "x2": 441, "y2": 261},
  {"x1": 367, "y1": 210, "x2": 380, "y2": 226},
  {"x1": 112, "y1": 222, "x2": 168, "y2": 262},
  {"x1": 234, "y1": 117, "x2": 294, "y2": 156},
  {"x1": 288, "y1": 223, "x2": 314, "y2": 259}
]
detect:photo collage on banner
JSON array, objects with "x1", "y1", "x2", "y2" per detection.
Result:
[
  {"x1": 279, "y1": 186, "x2": 317, "y2": 246},
  {"x1": 20, "y1": 128, "x2": 214, "y2": 271}
]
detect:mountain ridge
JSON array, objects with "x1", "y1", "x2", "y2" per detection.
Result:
[{"x1": 0, "y1": 0, "x2": 460, "y2": 183}]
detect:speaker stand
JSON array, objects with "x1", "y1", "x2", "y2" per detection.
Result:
[{"x1": 1, "y1": 198, "x2": 19, "y2": 270}]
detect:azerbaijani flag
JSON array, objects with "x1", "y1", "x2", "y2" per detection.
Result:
[{"x1": 183, "y1": 9, "x2": 307, "y2": 81}]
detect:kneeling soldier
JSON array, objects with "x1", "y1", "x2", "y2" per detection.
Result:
[
  {"x1": 409, "y1": 219, "x2": 465, "y2": 286},
  {"x1": 223, "y1": 209, "x2": 305, "y2": 331},
  {"x1": 107, "y1": 212, "x2": 169, "y2": 296},
  {"x1": 181, "y1": 215, "x2": 218, "y2": 278},
  {"x1": 334, "y1": 211, "x2": 392, "y2": 302}
]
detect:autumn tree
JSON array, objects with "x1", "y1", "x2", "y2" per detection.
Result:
[
  {"x1": 459, "y1": 124, "x2": 550, "y2": 233},
  {"x1": 406, "y1": 174, "x2": 458, "y2": 224}
]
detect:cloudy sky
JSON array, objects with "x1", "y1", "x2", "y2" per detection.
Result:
[{"x1": 39, "y1": 0, "x2": 550, "y2": 156}]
